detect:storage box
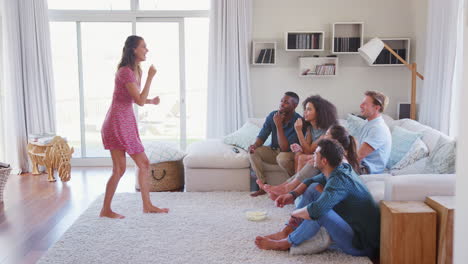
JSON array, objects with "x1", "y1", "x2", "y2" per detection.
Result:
[
  {"x1": 0, "y1": 167, "x2": 12, "y2": 202},
  {"x1": 136, "y1": 160, "x2": 184, "y2": 192}
]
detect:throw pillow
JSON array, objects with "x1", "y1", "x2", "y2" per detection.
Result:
[
  {"x1": 391, "y1": 157, "x2": 429, "y2": 176},
  {"x1": 387, "y1": 126, "x2": 422, "y2": 169},
  {"x1": 345, "y1": 114, "x2": 366, "y2": 138},
  {"x1": 144, "y1": 141, "x2": 186, "y2": 163},
  {"x1": 223, "y1": 121, "x2": 271, "y2": 150},
  {"x1": 390, "y1": 138, "x2": 429, "y2": 170},
  {"x1": 424, "y1": 137, "x2": 456, "y2": 174}
]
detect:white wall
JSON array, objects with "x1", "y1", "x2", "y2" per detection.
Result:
[
  {"x1": 454, "y1": 3, "x2": 468, "y2": 263},
  {"x1": 251, "y1": 0, "x2": 427, "y2": 119}
]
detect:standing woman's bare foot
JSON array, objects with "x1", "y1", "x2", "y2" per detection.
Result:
[
  {"x1": 143, "y1": 205, "x2": 169, "y2": 213},
  {"x1": 100, "y1": 209, "x2": 125, "y2": 219}
]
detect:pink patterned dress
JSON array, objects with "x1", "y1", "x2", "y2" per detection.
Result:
[{"x1": 101, "y1": 66, "x2": 144, "y2": 155}]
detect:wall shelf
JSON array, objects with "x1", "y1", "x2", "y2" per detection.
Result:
[
  {"x1": 285, "y1": 31, "x2": 325, "y2": 51},
  {"x1": 332, "y1": 22, "x2": 364, "y2": 54},
  {"x1": 298, "y1": 57, "x2": 338, "y2": 77},
  {"x1": 252, "y1": 41, "x2": 277, "y2": 65},
  {"x1": 371, "y1": 38, "x2": 410, "y2": 66}
]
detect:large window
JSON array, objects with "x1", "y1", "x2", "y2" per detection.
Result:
[{"x1": 49, "y1": 1, "x2": 209, "y2": 159}]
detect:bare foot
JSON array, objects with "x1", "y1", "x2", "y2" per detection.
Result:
[
  {"x1": 264, "y1": 184, "x2": 288, "y2": 196},
  {"x1": 264, "y1": 226, "x2": 293, "y2": 240},
  {"x1": 255, "y1": 236, "x2": 291, "y2": 251},
  {"x1": 267, "y1": 192, "x2": 278, "y2": 201},
  {"x1": 256, "y1": 179, "x2": 266, "y2": 190},
  {"x1": 143, "y1": 205, "x2": 169, "y2": 213},
  {"x1": 100, "y1": 209, "x2": 125, "y2": 219},
  {"x1": 250, "y1": 189, "x2": 266, "y2": 197}
]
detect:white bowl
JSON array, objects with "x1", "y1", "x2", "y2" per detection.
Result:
[{"x1": 245, "y1": 209, "x2": 268, "y2": 221}]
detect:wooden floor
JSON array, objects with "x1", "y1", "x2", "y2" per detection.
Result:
[{"x1": 0, "y1": 167, "x2": 137, "y2": 264}]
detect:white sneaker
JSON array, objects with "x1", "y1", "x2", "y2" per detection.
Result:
[{"x1": 289, "y1": 227, "x2": 332, "y2": 255}]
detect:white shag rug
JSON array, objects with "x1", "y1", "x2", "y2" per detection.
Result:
[{"x1": 38, "y1": 192, "x2": 372, "y2": 264}]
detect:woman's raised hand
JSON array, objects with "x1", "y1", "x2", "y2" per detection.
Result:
[
  {"x1": 148, "y1": 64, "x2": 157, "y2": 79},
  {"x1": 149, "y1": 96, "x2": 160, "y2": 105},
  {"x1": 294, "y1": 118, "x2": 303, "y2": 131}
]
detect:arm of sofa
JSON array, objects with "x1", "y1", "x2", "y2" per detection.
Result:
[
  {"x1": 384, "y1": 174, "x2": 456, "y2": 201},
  {"x1": 360, "y1": 173, "x2": 392, "y2": 184}
]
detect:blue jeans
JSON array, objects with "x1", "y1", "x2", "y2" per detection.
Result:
[{"x1": 288, "y1": 184, "x2": 373, "y2": 257}]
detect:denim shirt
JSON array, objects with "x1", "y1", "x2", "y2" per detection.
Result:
[
  {"x1": 302, "y1": 163, "x2": 381, "y2": 251},
  {"x1": 257, "y1": 111, "x2": 302, "y2": 151}
]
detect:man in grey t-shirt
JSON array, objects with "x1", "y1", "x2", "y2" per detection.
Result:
[{"x1": 357, "y1": 91, "x2": 392, "y2": 174}]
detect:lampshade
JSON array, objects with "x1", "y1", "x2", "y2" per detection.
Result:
[{"x1": 358, "y1": 37, "x2": 385, "y2": 65}]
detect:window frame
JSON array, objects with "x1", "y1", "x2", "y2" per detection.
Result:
[{"x1": 48, "y1": 1, "x2": 209, "y2": 165}]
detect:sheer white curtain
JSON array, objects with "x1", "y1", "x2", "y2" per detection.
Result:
[
  {"x1": 206, "y1": 0, "x2": 253, "y2": 138},
  {"x1": 419, "y1": 0, "x2": 464, "y2": 136},
  {"x1": 1, "y1": 0, "x2": 56, "y2": 172},
  {"x1": 0, "y1": 11, "x2": 4, "y2": 163}
]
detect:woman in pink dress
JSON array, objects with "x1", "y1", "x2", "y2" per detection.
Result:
[{"x1": 100, "y1": 35, "x2": 169, "y2": 218}]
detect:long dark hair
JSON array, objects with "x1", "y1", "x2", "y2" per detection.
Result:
[
  {"x1": 117, "y1": 35, "x2": 143, "y2": 76},
  {"x1": 329, "y1": 125, "x2": 360, "y2": 174},
  {"x1": 302, "y1": 95, "x2": 338, "y2": 131}
]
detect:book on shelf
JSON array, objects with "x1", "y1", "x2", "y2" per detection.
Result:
[
  {"x1": 396, "y1": 49, "x2": 406, "y2": 64},
  {"x1": 288, "y1": 34, "x2": 296, "y2": 49},
  {"x1": 256, "y1": 49, "x2": 266, "y2": 63},
  {"x1": 263, "y1": 49, "x2": 272, "y2": 63},
  {"x1": 303, "y1": 63, "x2": 335, "y2": 76},
  {"x1": 373, "y1": 48, "x2": 408, "y2": 65},
  {"x1": 334, "y1": 37, "x2": 360, "y2": 52},
  {"x1": 270, "y1": 49, "x2": 275, "y2": 63}
]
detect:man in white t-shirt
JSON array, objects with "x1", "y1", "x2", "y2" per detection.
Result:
[{"x1": 357, "y1": 91, "x2": 392, "y2": 174}]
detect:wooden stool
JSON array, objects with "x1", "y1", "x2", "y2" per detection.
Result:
[
  {"x1": 425, "y1": 196, "x2": 455, "y2": 264},
  {"x1": 380, "y1": 201, "x2": 437, "y2": 264}
]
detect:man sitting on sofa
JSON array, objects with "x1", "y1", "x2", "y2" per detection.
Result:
[
  {"x1": 357, "y1": 91, "x2": 392, "y2": 174},
  {"x1": 249, "y1": 91, "x2": 303, "y2": 197}
]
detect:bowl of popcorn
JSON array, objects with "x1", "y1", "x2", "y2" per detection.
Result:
[{"x1": 245, "y1": 209, "x2": 268, "y2": 221}]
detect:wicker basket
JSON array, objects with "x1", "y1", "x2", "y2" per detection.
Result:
[
  {"x1": 0, "y1": 167, "x2": 12, "y2": 202},
  {"x1": 137, "y1": 160, "x2": 184, "y2": 192}
]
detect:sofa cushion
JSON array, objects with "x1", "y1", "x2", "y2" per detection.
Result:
[
  {"x1": 387, "y1": 127, "x2": 423, "y2": 169},
  {"x1": 184, "y1": 139, "x2": 250, "y2": 169},
  {"x1": 396, "y1": 119, "x2": 449, "y2": 154},
  {"x1": 424, "y1": 137, "x2": 456, "y2": 174},
  {"x1": 144, "y1": 141, "x2": 186, "y2": 163},
  {"x1": 391, "y1": 157, "x2": 429, "y2": 175},
  {"x1": 390, "y1": 138, "x2": 428, "y2": 170},
  {"x1": 223, "y1": 121, "x2": 271, "y2": 150},
  {"x1": 345, "y1": 114, "x2": 366, "y2": 138}
]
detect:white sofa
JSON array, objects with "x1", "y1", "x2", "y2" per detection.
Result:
[
  {"x1": 360, "y1": 117, "x2": 456, "y2": 201},
  {"x1": 184, "y1": 116, "x2": 456, "y2": 202}
]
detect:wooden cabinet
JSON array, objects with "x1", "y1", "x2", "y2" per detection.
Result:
[
  {"x1": 425, "y1": 196, "x2": 455, "y2": 264},
  {"x1": 380, "y1": 201, "x2": 437, "y2": 264}
]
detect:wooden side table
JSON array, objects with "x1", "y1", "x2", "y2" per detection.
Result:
[
  {"x1": 380, "y1": 201, "x2": 437, "y2": 264},
  {"x1": 425, "y1": 196, "x2": 455, "y2": 264}
]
